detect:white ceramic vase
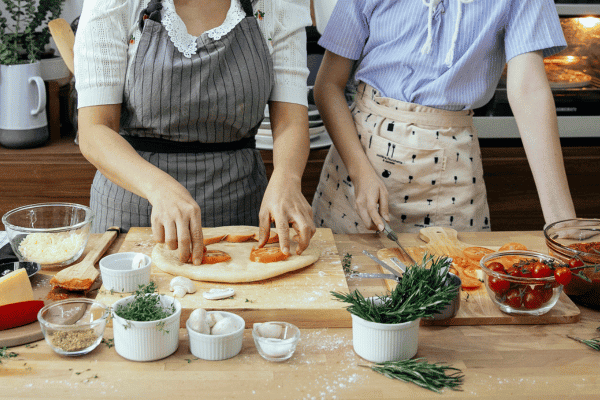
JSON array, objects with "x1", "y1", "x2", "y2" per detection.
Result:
[
  {"x1": 0, "y1": 61, "x2": 49, "y2": 148},
  {"x1": 112, "y1": 295, "x2": 181, "y2": 362}
]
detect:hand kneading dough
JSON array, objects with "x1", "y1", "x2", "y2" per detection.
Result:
[{"x1": 151, "y1": 226, "x2": 320, "y2": 283}]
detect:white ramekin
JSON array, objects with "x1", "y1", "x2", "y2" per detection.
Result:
[
  {"x1": 99, "y1": 252, "x2": 151, "y2": 293},
  {"x1": 351, "y1": 312, "x2": 420, "y2": 363},
  {"x1": 112, "y1": 295, "x2": 181, "y2": 362},
  {"x1": 186, "y1": 311, "x2": 245, "y2": 361}
]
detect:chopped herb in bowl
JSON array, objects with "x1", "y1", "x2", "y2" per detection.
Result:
[{"x1": 113, "y1": 282, "x2": 175, "y2": 322}]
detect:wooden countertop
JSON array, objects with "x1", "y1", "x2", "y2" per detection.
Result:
[{"x1": 2, "y1": 231, "x2": 600, "y2": 399}]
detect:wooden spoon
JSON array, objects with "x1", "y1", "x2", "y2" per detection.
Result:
[
  {"x1": 48, "y1": 18, "x2": 75, "y2": 75},
  {"x1": 50, "y1": 227, "x2": 120, "y2": 292}
]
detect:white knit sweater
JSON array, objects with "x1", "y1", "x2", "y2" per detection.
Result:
[{"x1": 74, "y1": 0, "x2": 311, "y2": 108}]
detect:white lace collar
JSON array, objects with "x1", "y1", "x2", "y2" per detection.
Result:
[{"x1": 161, "y1": 0, "x2": 247, "y2": 58}]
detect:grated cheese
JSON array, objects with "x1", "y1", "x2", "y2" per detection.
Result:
[{"x1": 18, "y1": 232, "x2": 86, "y2": 264}]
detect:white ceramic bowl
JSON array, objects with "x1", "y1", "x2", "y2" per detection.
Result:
[
  {"x1": 186, "y1": 311, "x2": 245, "y2": 361},
  {"x1": 99, "y1": 252, "x2": 151, "y2": 293},
  {"x1": 112, "y1": 295, "x2": 181, "y2": 362},
  {"x1": 252, "y1": 321, "x2": 300, "y2": 362},
  {"x1": 351, "y1": 297, "x2": 420, "y2": 363}
]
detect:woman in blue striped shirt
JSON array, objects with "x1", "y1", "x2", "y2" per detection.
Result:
[{"x1": 312, "y1": 0, "x2": 577, "y2": 233}]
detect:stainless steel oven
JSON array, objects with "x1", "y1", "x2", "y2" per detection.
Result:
[{"x1": 474, "y1": 1, "x2": 600, "y2": 139}]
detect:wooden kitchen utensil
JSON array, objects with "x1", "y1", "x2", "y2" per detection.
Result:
[
  {"x1": 48, "y1": 18, "x2": 75, "y2": 75},
  {"x1": 50, "y1": 227, "x2": 119, "y2": 291}
]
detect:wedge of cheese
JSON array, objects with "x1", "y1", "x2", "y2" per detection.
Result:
[{"x1": 0, "y1": 268, "x2": 34, "y2": 306}]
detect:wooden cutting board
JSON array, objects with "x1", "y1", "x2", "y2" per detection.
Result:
[
  {"x1": 95, "y1": 227, "x2": 352, "y2": 329},
  {"x1": 377, "y1": 227, "x2": 580, "y2": 326}
]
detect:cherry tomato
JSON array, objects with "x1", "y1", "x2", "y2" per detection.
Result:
[
  {"x1": 488, "y1": 276, "x2": 510, "y2": 295},
  {"x1": 504, "y1": 288, "x2": 522, "y2": 308},
  {"x1": 487, "y1": 262, "x2": 506, "y2": 274},
  {"x1": 523, "y1": 288, "x2": 543, "y2": 310},
  {"x1": 537, "y1": 286, "x2": 554, "y2": 303},
  {"x1": 532, "y1": 262, "x2": 552, "y2": 279},
  {"x1": 554, "y1": 267, "x2": 572, "y2": 286},
  {"x1": 519, "y1": 266, "x2": 533, "y2": 278},
  {"x1": 568, "y1": 258, "x2": 584, "y2": 269},
  {"x1": 508, "y1": 268, "x2": 522, "y2": 278}
]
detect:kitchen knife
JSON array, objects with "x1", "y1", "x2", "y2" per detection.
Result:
[{"x1": 381, "y1": 221, "x2": 417, "y2": 266}]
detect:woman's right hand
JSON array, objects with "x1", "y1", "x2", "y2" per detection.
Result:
[
  {"x1": 148, "y1": 181, "x2": 205, "y2": 266},
  {"x1": 350, "y1": 163, "x2": 390, "y2": 231}
]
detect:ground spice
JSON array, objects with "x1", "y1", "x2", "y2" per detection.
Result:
[{"x1": 50, "y1": 329, "x2": 98, "y2": 352}]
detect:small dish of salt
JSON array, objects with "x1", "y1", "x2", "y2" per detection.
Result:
[{"x1": 252, "y1": 321, "x2": 300, "y2": 362}]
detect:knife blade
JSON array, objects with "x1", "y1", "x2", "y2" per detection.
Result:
[
  {"x1": 382, "y1": 221, "x2": 417, "y2": 266},
  {"x1": 349, "y1": 272, "x2": 399, "y2": 281},
  {"x1": 362, "y1": 250, "x2": 404, "y2": 278}
]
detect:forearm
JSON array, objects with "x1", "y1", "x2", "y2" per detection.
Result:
[
  {"x1": 507, "y1": 54, "x2": 576, "y2": 224},
  {"x1": 77, "y1": 106, "x2": 180, "y2": 205},
  {"x1": 269, "y1": 102, "x2": 310, "y2": 187}
]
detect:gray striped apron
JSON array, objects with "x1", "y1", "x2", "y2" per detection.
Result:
[{"x1": 90, "y1": 0, "x2": 273, "y2": 233}]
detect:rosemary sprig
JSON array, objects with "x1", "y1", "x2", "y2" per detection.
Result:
[
  {"x1": 567, "y1": 335, "x2": 600, "y2": 351},
  {"x1": 364, "y1": 358, "x2": 464, "y2": 393},
  {"x1": 332, "y1": 254, "x2": 458, "y2": 323},
  {"x1": 342, "y1": 253, "x2": 352, "y2": 274},
  {"x1": 113, "y1": 282, "x2": 175, "y2": 322}
]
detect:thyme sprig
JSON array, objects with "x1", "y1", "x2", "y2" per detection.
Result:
[
  {"x1": 364, "y1": 358, "x2": 464, "y2": 393},
  {"x1": 567, "y1": 335, "x2": 600, "y2": 351},
  {"x1": 113, "y1": 282, "x2": 175, "y2": 322},
  {"x1": 332, "y1": 254, "x2": 458, "y2": 324},
  {"x1": 0, "y1": 347, "x2": 18, "y2": 364}
]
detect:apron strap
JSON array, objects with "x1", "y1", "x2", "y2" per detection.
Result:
[
  {"x1": 122, "y1": 135, "x2": 257, "y2": 154},
  {"x1": 240, "y1": 0, "x2": 254, "y2": 17}
]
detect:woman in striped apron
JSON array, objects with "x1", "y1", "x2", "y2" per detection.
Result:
[
  {"x1": 74, "y1": 0, "x2": 315, "y2": 264},
  {"x1": 311, "y1": 0, "x2": 576, "y2": 234}
]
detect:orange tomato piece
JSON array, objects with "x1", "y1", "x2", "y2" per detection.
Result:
[
  {"x1": 202, "y1": 250, "x2": 232, "y2": 264},
  {"x1": 204, "y1": 235, "x2": 226, "y2": 246},
  {"x1": 463, "y1": 246, "x2": 494, "y2": 262},
  {"x1": 223, "y1": 233, "x2": 256, "y2": 242},
  {"x1": 499, "y1": 242, "x2": 528, "y2": 251},
  {"x1": 249, "y1": 246, "x2": 289, "y2": 263},
  {"x1": 253, "y1": 231, "x2": 279, "y2": 244}
]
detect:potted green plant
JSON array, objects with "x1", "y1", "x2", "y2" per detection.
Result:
[{"x1": 0, "y1": 0, "x2": 64, "y2": 148}]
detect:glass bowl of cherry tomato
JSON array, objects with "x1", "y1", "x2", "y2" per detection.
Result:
[
  {"x1": 480, "y1": 250, "x2": 569, "y2": 316},
  {"x1": 544, "y1": 218, "x2": 600, "y2": 308}
]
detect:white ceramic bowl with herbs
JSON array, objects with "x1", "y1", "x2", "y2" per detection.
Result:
[
  {"x1": 333, "y1": 255, "x2": 459, "y2": 363},
  {"x1": 111, "y1": 282, "x2": 181, "y2": 362}
]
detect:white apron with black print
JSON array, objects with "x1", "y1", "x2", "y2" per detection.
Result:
[{"x1": 312, "y1": 83, "x2": 491, "y2": 234}]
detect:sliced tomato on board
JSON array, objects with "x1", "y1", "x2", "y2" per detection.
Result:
[{"x1": 249, "y1": 246, "x2": 289, "y2": 263}]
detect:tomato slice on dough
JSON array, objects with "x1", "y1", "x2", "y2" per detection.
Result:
[
  {"x1": 250, "y1": 246, "x2": 289, "y2": 263},
  {"x1": 204, "y1": 235, "x2": 226, "y2": 245},
  {"x1": 202, "y1": 250, "x2": 232, "y2": 264},
  {"x1": 223, "y1": 233, "x2": 256, "y2": 242},
  {"x1": 253, "y1": 231, "x2": 279, "y2": 244}
]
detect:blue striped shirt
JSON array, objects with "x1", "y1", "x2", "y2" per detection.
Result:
[{"x1": 318, "y1": 0, "x2": 567, "y2": 110}]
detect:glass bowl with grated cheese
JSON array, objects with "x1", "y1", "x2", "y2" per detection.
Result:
[{"x1": 2, "y1": 203, "x2": 94, "y2": 268}]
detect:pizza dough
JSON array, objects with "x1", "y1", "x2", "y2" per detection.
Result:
[
  {"x1": 544, "y1": 64, "x2": 592, "y2": 89},
  {"x1": 151, "y1": 226, "x2": 320, "y2": 283}
]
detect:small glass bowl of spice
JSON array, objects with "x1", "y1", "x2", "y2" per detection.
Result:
[{"x1": 37, "y1": 298, "x2": 109, "y2": 356}]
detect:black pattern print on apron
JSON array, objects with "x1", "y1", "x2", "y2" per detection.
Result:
[{"x1": 90, "y1": 0, "x2": 274, "y2": 232}]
